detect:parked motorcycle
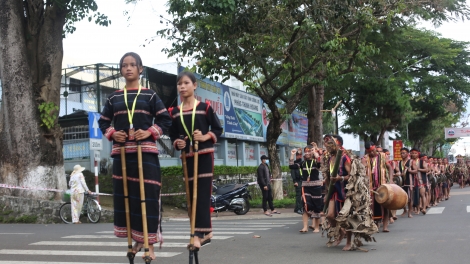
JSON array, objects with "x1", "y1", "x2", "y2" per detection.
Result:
[{"x1": 211, "y1": 180, "x2": 252, "y2": 215}]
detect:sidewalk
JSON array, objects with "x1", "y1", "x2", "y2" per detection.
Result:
[{"x1": 162, "y1": 206, "x2": 300, "y2": 222}]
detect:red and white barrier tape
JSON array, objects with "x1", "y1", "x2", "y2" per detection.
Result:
[{"x1": 0, "y1": 184, "x2": 186, "y2": 197}]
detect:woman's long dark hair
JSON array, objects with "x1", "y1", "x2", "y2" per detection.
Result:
[
  {"x1": 176, "y1": 71, "x2": 197, "y2": 83},
  {"x1": 119, "y1": 52, "x2": 143, "y2": 75}
]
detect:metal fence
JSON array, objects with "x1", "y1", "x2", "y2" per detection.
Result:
[
  {"x1": 63, "y1": 125, "x2": 90, "y2": 159},
  {"x1": 59, "y1": 63, "x2": 177, "y2": 117}
]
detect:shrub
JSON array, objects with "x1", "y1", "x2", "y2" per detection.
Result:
[{"x1": 78, "y1": 165, "x2": 295, "y2": 207}]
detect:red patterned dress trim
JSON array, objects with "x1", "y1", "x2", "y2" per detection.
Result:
[
  {"x1": 104, "y1": 127, "x2": 116, "y2": 140},
  {"x1": 114, "y1": 226, "x2": 159, "y2": 245},
  {"x1": 208, "y1": 131, "x2": 217, "y2": 143},
  {"x1": 148, "y1": 125, "x2": 163, "y2": 141},
  {"x1": 171, "y1": 110, "x2": 207, "y2": 118},
  {"x1": 100, "y1": 115, "x2": 111, "y2": 121},
  {"x1": 111, "y1": 142, "x2": 159, "y2": 156},
  {"x1": 180, "y1": 147, "x2": 215, "y2": 158},
  {"x1": 114, "y1": 109, "x2": 151, "y2": 117},
  {"x1": 112, "y1": 175, "x2": 162, "y2": 186},
  {"x1": 156, "y1": 108, "x2": 168, "y2": 116},
  {"x1": 188, "y1": 172, "x2": 214, "y2": 181}
]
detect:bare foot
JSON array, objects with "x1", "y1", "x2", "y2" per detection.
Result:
[
  {"x1": 389, "y1": 217, "x2": 394, "y2": 224},
  {"x1": 400, "y1": 210, "x2": 407, "y2": 216},
  {"x1": 143, "y1": 244, "x2": 156, "y2": 260},
  {"x1": 313, "y1": 229, "x2": 320, "y2": 233},
  {"x1": 333, "y1": 231, "x2": 345, "y2": 247},
  {"x1": 202, "y1": 232, "x2": 213, "y2": 243},
  {"x1": 382, "y1": 229, "x2": 390, "y2": 232},
  {"x1": 132, "y1": 242, "x2": 143, "y2": 254},
  {"x1": 342, "y1": 243, "x2": 352, "y2": 251},
  {"x1": 190, "y1": 236, "x2": 202, "y2": 249},
  {"x1": 408, "y1": 214, "x2": 413, "y2": 218}
]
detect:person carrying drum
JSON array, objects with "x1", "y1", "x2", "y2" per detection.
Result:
[
  {"x1": 395, "y1": 148, "x2": 413, "y2": 218},
  {"x1": 362, "y1": 142, "x2": 393, "y2": 232}
]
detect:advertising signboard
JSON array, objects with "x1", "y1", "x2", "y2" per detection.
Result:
[
  {"x1": 444, "y1": 127, "x2": 470, "y2": 139},
  {"x1": 287, "y1": 111, "x2": 308, "y2": 147},
  {"x1": 223, "y1": 87, "x2": 264, "y2": 141},
  {"x1": 393, "y1": 140, "x2": 403, "y2": 161}
]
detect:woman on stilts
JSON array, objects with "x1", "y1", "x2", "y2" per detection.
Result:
[
  {"x1": 99, "y1": 52, "x2": 172, "y2": 261},
  {"x1": 169, "y1": 71, "x2": 223, "y2": 249}
]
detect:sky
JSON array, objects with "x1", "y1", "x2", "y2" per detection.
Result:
[
  {"x1": 63, "y1": 0, "x2": 470, "y2": 154},
  {"x1": 63, "y1": 0, "x2": 173, "y2": 66}
]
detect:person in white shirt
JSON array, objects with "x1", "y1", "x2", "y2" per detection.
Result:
[{"x1": 69, "y1": 164, "x2": 91, "y2": 224}]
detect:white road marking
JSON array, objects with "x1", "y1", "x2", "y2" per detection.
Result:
[
  {"x1": 0, "y1": 249, "x2": 180, "y2": 257},
  {"x1": 0, "y1": 233, "x2": 34, "y2": 235},
  {"x1": 163, "y1": 225, "x2": 286, "y2": 228},
  {"x1": 426, "y1": 207, "x2": 445, "y2": 214},
  {"x1": 97, "y1": 227, "x2": 271, "y2": 232},
  {"x1": 62, "y1": 235, "x2": 232, "y2": 240},
  {"x1": 212, "y1": 222, "x2": 299, "y2": 225},
  {"x1": 164, "y1": 231, "x2": 252, "y2": 234},
  {"x1": 0, "y1": 262, "x2": 129, "y2": 264},
  {"x1": 30, "y1": 241, "x2": 188, "y2": 247},
  {"x1": 467, "y1": 206, "x2": 470, "y2": 213}
]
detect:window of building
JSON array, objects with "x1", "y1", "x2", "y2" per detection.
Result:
[{"x1": 68, "y1": 78, "x2": 82, "y2": 103}]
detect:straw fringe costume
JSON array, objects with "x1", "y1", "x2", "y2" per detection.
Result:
[
  {"x1": 169, "y1": 101, "x2": 223, "y2": 238},
  {"x1": 323, "y1": 152, "x2": 378, "y2": 250},
  {"x1": 98, "y1": 87, "x2": 172, "y2": 245}
]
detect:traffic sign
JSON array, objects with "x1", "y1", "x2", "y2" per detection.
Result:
[
  {"x1": 88, "y1": 112, "x2": 103, "y2": 139},
  {"x1": 90, "y1": 139, "x2": 102, "y2": 150},
  {"x1": 94, "y1": 150, "x2": 101, "y2": 161}
]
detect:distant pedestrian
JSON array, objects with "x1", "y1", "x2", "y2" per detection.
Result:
[
  {"x1": 257, "y1": 155, "x2": 280, "y2": 216},
  {"x1": 291, "y1": 149, "x2": 303, "y2": 214},
  {"x1": 69, "y1": 164, "x2": 91, "y2": 224}
]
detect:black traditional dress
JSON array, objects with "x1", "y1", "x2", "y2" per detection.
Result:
[
  {"x1": 169, "y1": 101, "x2": 223, "y2": 238},
  {"x1": 98, "y1": 87, "x2": 172, "y2": 245},
  {"x1": 289, "y1": 159, "x2": 322, "y2": 218}
]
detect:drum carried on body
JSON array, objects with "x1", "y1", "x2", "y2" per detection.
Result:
[
  {"x1": 375, "y1": 183, "x2": 408, "y2": 210},
  {"x1": 393, "y1": 176, "x2": 403, "y2": 187},
  {"x1": 430, "y1": 176, "x2": 437, "y2": 188}
]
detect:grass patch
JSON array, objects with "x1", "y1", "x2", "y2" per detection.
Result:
[
  {"x1": 3, "y1": 216, "x2": 16, "y2": 223},
  {"x1": 2, "y1": 210, "x2": 13, "y2": 215},
  {"x1": 15, "y1": 215, "x2": 38, "y2": 223},
  {"x1": 250, "y1": 197, "x2": 295, "y2": 208}
]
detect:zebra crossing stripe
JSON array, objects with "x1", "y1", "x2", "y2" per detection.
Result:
[
  {"x1": 164, "y1": 231, "x2": 253, "y2": 234},
  {"x1": 426, "y1": 207, "x2": 445, "y2": 214},
  {"x1": 211, "y1": 222, "x2": 298, "y2": 225},
  {"x1": 467, "y1": 206, "x2": 470, "y2": 213},
  {"x1": 97, "y1": 228, "x2": 271, "y2": 232},
  {"x1": 30, "y1": 241, "x2": 188, "y2": 247},
  {"x1": 163, "y1": 225, "x2": 286, "y2": 228},
  {"x1": 0, "y1": 249, "x2": 180, "y2": 257},
  {"x1": 62, "y1": 235, "x2": 232, "y2": 240},
  {"x1": 0, "y1": 262, "x2": 129, "y2": 264}
]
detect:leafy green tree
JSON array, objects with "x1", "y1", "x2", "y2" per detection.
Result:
[
  {"x1": 0, "y1": 0, "x2": 109, "y2": 199},
  {"x1": 156, "y1": 0, "x2": 467, "y2": 199},
  {"x1": 332, "y1": 26, "x2": 470, "y2": 150}
]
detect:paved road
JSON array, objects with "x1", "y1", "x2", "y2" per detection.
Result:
[{"x1": 0, "y1": 186, "x2": 469, "y2": 264}]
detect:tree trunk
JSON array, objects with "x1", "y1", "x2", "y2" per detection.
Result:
[
  {"x1": 265, "y1": 103, "x2": 283, "y2": 200},
  {"x1": 307, "y1": 86, "x2": 316, "y2": 145},
  {"x1": 377, "y1": 128, "x2": 386, "y2": 148},
  {"x1": 307, "y1": 84, "x2": 324, "y2": 147},
  {"x1": 0, "y1": 1, "x2": 67, "y2": 200}
]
